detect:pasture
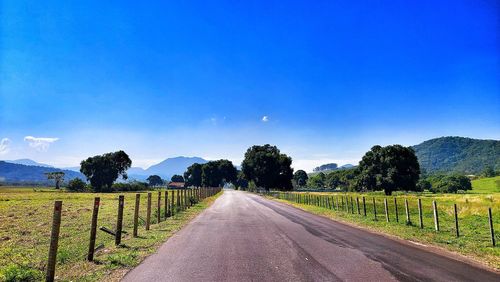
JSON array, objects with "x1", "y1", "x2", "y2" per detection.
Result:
[
  {"x1": 267, "y1": 187, "x2": 500, "y2": 269},
  {"x1": 0, "y1": 187, "x2": 220, "y2": 281}
]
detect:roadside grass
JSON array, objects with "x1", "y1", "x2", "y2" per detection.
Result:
[
  {"x1": 471, "y1": 176, "x2": 500, "y2": 194},
  {"x1": 0, "y1": 187, "x2": 221, "y2": 281},
  {"x1": 266, "y1": 191, "x2": 500, "y2": 270}
]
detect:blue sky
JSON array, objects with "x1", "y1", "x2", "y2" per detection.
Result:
[{"x1": 1, "y1": 0, "x2": 499, "y2": 171}]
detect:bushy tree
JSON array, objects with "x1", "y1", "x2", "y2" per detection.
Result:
[
  {"x1": 416, "y1": 179, "x2": 431, "y2": 192},
  {"x1": 431, "y1": 175, "x2": 472, "y2": 193},
  {"x1": 356, "y1": 145, "x2": 420, "y2": 195},
  {"x1": 241, "y1": 144, "x2": 293, "y2": 191},
  {"x1": 80, "y1": 150, "x2": 132, "y2": 192},
  {"x1": 235, "y1": 171, "x2": 248, "y2": 190},
  {"x1": 201, "y1": 159, "x2": 237, "y2": 187},
  {"x1": 147, "y1": 175, "x2": 163, "y2": 187},
  {"x1": 184, "y1": 163, "x2": 203, "y2": 187},
  {"x1": 171, "y1": 174, "x2": 185, "y2": 182},
  {"x1": 293, "y1": 170, "x2": 308, "y2": 187},
  {"x1": 67, "y1": 178, "x2": 86, "y2": 192},
  {"x1": 482, "y1": 166, "x2": 496, "y2": 178},
  {"x1": 307, "y1": 172, "x2": 325, "y2": 189}
]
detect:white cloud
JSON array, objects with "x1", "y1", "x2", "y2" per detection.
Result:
[
  {"x1": 0, "y1": 138, "x2": 11, "y2": 155},
  {"x1": 24, "y1": 136, "x2": 59, "y2": 152},
  {"x1": 262, "y1": 116, "x2": 269, "y2": 122}
]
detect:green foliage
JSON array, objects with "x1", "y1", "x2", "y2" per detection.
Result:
[
  {"x1": 235, "y1": 171, "x2": 248, "y2": 190},
  {"x1": 430, "y1": 174, "x2": 472, "y2": 193},
  {"x1": 66, "y1": 178, "x2": 86, "y2": 192},
  {"x1": 1, "y1": 264, "x2": 42, "y2": 282},
  {"x1": 80, "y1": 150, "x2": 132, "y2": 192},
  {"x1": 241, "y1": 144, "x2": 293, "y2": 191},
  {"x1": 416, "y1": 179, "x2": 431, "y2": 192},
  {"x1": 184, "y1": 163, "x2": 203, "y2": 187},
  {"x1": 111, "y1": 181, "x2": 149, "y2": 192},
  {"x1": 412, "y1": 137, "x2": 500, "y2": 175},
  {"x1": 482, "y1": 166, "x2": 496, "y2": 178},
  {"x1": 201, "y1": 160, "x2": 237, "y2": 187},
  {"x1": 146, "y1": 175, "x2": 163, "y2": 187},
  {"x1": 293, "y1": 170, "x2": 308, "y2": 187},
  {"x1": 307, "y1": 172, "x2": 325, "y2": 189},
  {"x1": 356, "y1": 145, "x2": 420, "y2": 195},
  {"x1": 171, "y1": 174, "x2": 184, "y2": 182}
]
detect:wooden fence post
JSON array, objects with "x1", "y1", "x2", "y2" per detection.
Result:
[
  {"x1": 350, "y1": 197, "x2": 354, "y2": 214},
  {"x1": 405, "y1": 199, "x2": 411, "y2": 225},
  {"x1": 133, "y1": 194, "x2": 140, "y2": 237},
  {"x1": 433, "y1": 200, "x2": 439, "y2": 231},
  {"x1": 372, "y1": 198, "x2": 377, "y2": 220},
  {"x1": 176, "y1": 190, "x2": 181, "y2": 212},
  {"x1": 362, "y1": 196, "x2": 366, "y2": 216},
  {"x1": 87, "y1": 197, "x2": 100, "y2": 261},
  {"x1": 46, "y1": 201, "x2": 62, "y2": 282},
  {"x1": 356, "y1": 197, "x2": 360, "y2": 214},
  {"x1": 146, "y1": 193, "x2": 151, "y2": 230},
  {"x1": 165, "y1": 190, "x2": 169, "y2": 218},
  {"x1": 384, "y1": 198, "x2": 389, "y2": 222},
  {"x1": 418, "y1": 198, "x2": 423, "y2": 229},
  {"x1": 394, "y1": 198, "x2": 399, "y2": 223},
  {"x1": 454, "y1": 204, "x2": 459, "y2": 237},
  {"x1": 157, "y1": 191, "x2": 162, "y2": 223},
  {"x1": 171, "y1": 190, "x2": 175, "y2": 216},
  {"x1": 115, "y1": 195, "x2": 124, "y2": 245},
  {"x1": 488, "y1": 207, "x2": 495, "y2": 246}
]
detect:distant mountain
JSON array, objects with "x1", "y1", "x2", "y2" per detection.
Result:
[
  {"x1": 311, "y1": 163, "x2": 355, "y2": 174},
  {"x1": 313, "y1": 163, "x2": 338, "y2": 172},
  {"x1": 0, "y1": 161, "x2": 85, "y2": 184},
  {"x1": 411, "y1": 136, "x2": 500, "y2": 174},
  {"x1": 62, "y1": 166, "x2": 81, "y2": 172},
  {"x1": 5, "y1": 159, "x2": 53, "y2": 168},
  {"x1": 144, "y1": 156, "x2": 207, "y2": 179}
]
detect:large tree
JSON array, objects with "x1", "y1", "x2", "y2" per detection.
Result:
[
  {"x1": 201, "y1": 159, "x2": 237, "y2": 187},
  {"x1": 80, "y1": 150, "x2": 132, "y2": 192},
  {"x1": 171, "y1": 174, "x2": 185, "y2": 182},
  {"x1": 147, "y1": 175, "x2": 163, "y2": 187},
  {"x1": 241, "y1": 144, "x2": 293, "y2": 191},
  {"x1": 45, "y1": 172, "x2": 65, "y2": 189},
  {"x1": 184, "y1": 163, "x2": 203, "y2": 187},
  {"x1": 356, "y1": 145, "x2": 420, "y2": 195},
  {"x1": 293, "y1": 170, "x2": 308, "y2": 187}
]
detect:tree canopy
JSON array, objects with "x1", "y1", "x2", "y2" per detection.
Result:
[
  {"x1": 45, "y1": 171, "x2": 65, "y2": 189},
  {"x1": 184, "y1": 163, "x2": 203, "y2": 187},
  {"x1": 356, "y1": 145, "x2": 420, "y2": 195},
  {"x1": 80, "y1": 150, "x2": 132, "y2": 192},
  {"x1": 201, "y1": 159, "x2": 237, "y2": 187},
  {"x1": 147, "y1": 175, "x2": 163, "y2": 187},
  {"x1": 171, "y1": 174, "x2": 185, "y2": 182},
  {"x1": 293, "y1": 170, "x2": 308, "y2": 187},
  {"x1": 241, "y1": 144, "x2": 293, "y2": 191}
]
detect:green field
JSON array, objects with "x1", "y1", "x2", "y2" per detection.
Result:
[
  {"x1": 0, "y1": 187, "x2": 221, "y2": 281},
  {"x1": 471, "y1": 176, "x2": 500, "y2": 194},
  {"x1": 266, "y1": 185, "x2": 500, "y2": 269}
]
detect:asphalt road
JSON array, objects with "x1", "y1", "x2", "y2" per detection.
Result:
[{"x1": 122, "y1": 190, "x2": 499, "y2": 282}]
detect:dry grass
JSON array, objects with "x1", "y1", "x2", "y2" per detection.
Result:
[{"x1": 0, "y1": 187, "x2": 221, "y2": 281}]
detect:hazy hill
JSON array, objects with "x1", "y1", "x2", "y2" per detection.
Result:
[
  {"x1": 5, "y1": 159, "x2": 53, "y2": 168},
  {"x1": 144, "y1": 156, "x2": 207, "y2": 179},
  {"x1": 411, "y1": 136, "x2": 500, "y2": 174},
  {"x1": 0, "y1": 161, "x2": 85, "y2": 184}
]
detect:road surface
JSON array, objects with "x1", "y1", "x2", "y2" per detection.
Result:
[{"x1": 122, "y1": 190, "x2": 499, "y2": 281}]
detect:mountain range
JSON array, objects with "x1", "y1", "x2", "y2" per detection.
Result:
[
  {"x1": 411, "y1": 136, "x2": 499, "y2": 174},
  {"x1": 0, "y1": 156, "x2": 208, "y2": 184}
]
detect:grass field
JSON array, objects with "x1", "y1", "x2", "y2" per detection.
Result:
[
  {"x1": 0, "y1": 187, "x2": 221, "y2": 281},
  {"x1": 471, "y1": 176, "x2": 500, "y2": 194},
  {"x1": 266, "y1": 186, "x2": 500, "y2": 269}
]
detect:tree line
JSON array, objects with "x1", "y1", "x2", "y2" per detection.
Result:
[{"x1": 59, "y1": 143, "x2": 476, "y2": 195}]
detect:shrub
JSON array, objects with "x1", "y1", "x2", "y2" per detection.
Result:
[
  {"x1": 66, "y1": 178, "x2": 86, "y2": 192},
  {"x1": 1, "y1": 264, "x2": 43, "y2": 282},
  {"x1": 111, "y1": 181, "x2": 149, "y2": 192},
  {"x1": 430, "y1": 175, "x2": 472, "y2": 193}
]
